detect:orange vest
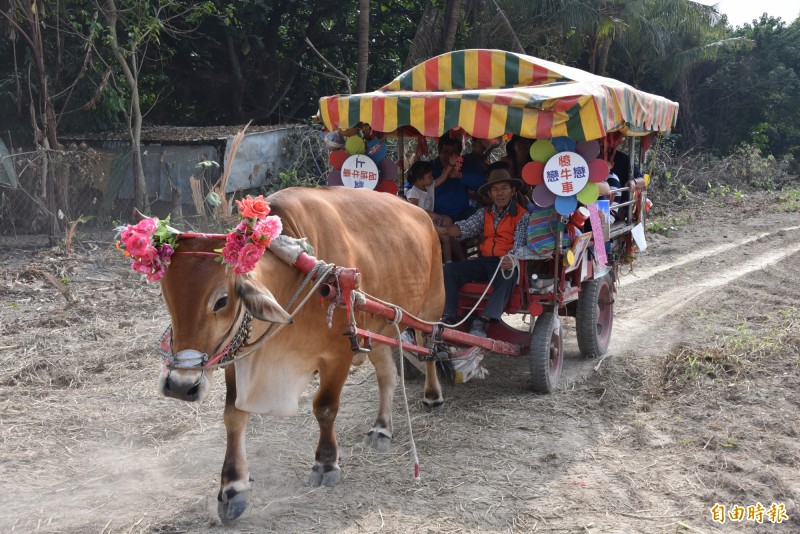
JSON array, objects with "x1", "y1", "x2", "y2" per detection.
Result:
[{"x1": 479, "y1": 203, "x2": 526, "y2": 257}]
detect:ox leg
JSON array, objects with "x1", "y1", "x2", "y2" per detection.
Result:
[
  {"x1": 422, "y1": 359, "x2": 445, "y2": 412},
  {"x1": 363, "y1": 345, "x2": 396, "y2": 452},
  {"x1": 308, "y1": 362, "x2": 349, "y2": 487},
  {"x1": 217, "y1": 366, "x2": 252, "y2": 523}
]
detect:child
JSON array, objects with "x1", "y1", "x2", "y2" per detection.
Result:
[{"x1": 406, "y1": 160, "x2": 464, "y2": 262}]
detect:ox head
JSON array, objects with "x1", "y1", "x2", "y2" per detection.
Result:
[{"x1": 158, "y1": 244, "x2": 293, "y2": 402}]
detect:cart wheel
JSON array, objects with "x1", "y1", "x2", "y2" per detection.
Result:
[
  {"x1": 529, "y1": 312, "x2": 563, "y2": 393},
  {"x1": 576, "y1": 274, "x2": 614, "y2": 358}
]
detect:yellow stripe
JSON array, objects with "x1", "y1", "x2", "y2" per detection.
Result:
[
  {"x1": 320, "y1": 97, "x2": 332, "y2": 130},
  {"x1": 579, "y1": 99, "x2": 603, "y2": 140},
  {"x1": 383, "y1": 96, "x2": 398, "y2": 132},
  {"x1": 488, "y1": 103, "x2": 508, "y2": 139},
  {"x1": 338, "y1": 98, "x2": 351, "y2": 128},
  {"x1": 360, "y1": 97, "x2": 373, "y2": 126},
  {"x1": 491, "y1": 50, "x2": 505, "y2": 87},
  {"x1": 551, "y1": 119, "x2": 568, "y2": 138},
  {"x1": 518, "y1": 108, "x2": 538, "y2": 138},
  {"x1": 412, "y1": 65, "x2": 426, "y2": 91},
  {"x1": 464, "y1": 50, "x2": 478, "y2": 89},
  {"x1": 519, "y1": 56, "x2": 534, "y2": 86},
  {"x1": 458, "y1": 98, "x2": 477, "y2": 131},
  {"x1": 439, "y1": 53, "x2": 452, "y2": 91},
  {"x1": 410, "y1": 97, "x2": 426, "y2": 130}
]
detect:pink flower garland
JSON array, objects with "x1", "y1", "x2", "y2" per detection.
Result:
[
  {"x1": 220, "y1": 195, "x2": 283, "y2": 275},
  {"x1": 116, "y1": 217, "x2": 176, "y2": 282}
]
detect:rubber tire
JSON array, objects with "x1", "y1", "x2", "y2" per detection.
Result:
[
  {"x1": 576, "y1": 274, "x2": 614, "y2": 358},
  {"x1": 529, "y1": 312, "x2": 563, "y2": 393}
]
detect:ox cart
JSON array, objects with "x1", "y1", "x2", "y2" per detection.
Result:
[{"x1": 317, "y1": 49, "x2": 678, "y2": 393}]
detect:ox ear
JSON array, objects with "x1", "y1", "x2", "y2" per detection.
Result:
[{"x1": 235, "y1": 278, "x2": 293, "y2": 324}]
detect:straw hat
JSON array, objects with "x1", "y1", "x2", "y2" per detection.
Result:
[{"x1": 477, "y1": 167, "x2": 524, "y2": 197}]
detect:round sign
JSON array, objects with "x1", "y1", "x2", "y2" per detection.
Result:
[
  {"x1": 543, "y1": 151, "x2": 590, "y2": 197},
  {"x1": 341, "y1": 155, "x2": 379, "y2": 190}
]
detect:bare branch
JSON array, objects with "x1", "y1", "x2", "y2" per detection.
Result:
[{"x1": 304, "y1": 37, "x2": 352, "y2": 94}]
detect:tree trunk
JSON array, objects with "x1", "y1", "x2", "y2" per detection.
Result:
[
  {"x1": 225, "y1": 34, "x2": 246, "y2": 123},
  {"x1": 105, "y1": 0, "x2": 149, "y2": 213},
  {"x1": 440, "y1": 0, "x2": 462, "y2": 54},
  {"x1": 405, "y1": 1, "x2": 441, "y2": 68},
  {"x1": 597, "y1": 35, "x2": 612, "y2": 76},
  {"x1": 357, "y1": 0, "x2": 369, "y2": 93}
]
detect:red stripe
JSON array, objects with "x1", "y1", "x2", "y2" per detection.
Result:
[
  {"x1": 536, "y1": 110, "x2": 554, "y2": 138},
  {"x1": 477, "y1": 50, "x2": 492, "y2": 88},
  {"x1": 554, "y1": 95, "x2": 580, "y2": 112},
  {"x1": 591, "y1": 98, "x2": 607, "y2": 138},
  {"x1": 372, "y1": 96, "x2": 385, "y2": 132},
  {"x1": 424, "y1": 97, "x2": 439, "y2": 136},
  {"x1": 327, "y1": 98, "x2": 340, "y2": 129},
  {"x1": 493, "y1": 89, "x2": 514, "y2": 106},
  {"x1": 473, "y1": 101, "x2": 492, "y2": 138},
  {"x1": 532, "y1": 63, "x2": 549, "y2": 85},
  {"x1": 425, "y1": 57, "x2": 439, "y2": 91}
]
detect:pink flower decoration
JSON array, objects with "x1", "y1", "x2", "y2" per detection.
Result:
[
  {"x1": 116, "y1": 216, "x2": 178, "y2": 282},
  {"x1": 120, "y1": 226, "x2": 134, "y2": 242},
  {"x1": 131, "y1": 259, "x2": 152, "y2": 275},
  {"x1": 251, "y1": 216, "x2": 283, "y2": 246},
  {"x1": 233, "y1": 243, "x2": 264, "y2": 274},
  {"x1": 221, "y1": 241, "x2": 242, "y2": 265},
  {"x1": 219, "y1": 197, "x2": 282, "y2": 275},
  {"x1": 134, "y1": 217, "x2": 158, "y2": 236},
  {"x1": 125, "y1": 231, "x2": 151, "y2": 258}
]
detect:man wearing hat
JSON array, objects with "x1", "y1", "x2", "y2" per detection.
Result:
[{"x1": 437, "y1": 165, "x2": 531, "y2": 337}]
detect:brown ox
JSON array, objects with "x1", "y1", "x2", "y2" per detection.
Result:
[{"x1": 157, "y1": 186, "x2": 445, "y2": 521}]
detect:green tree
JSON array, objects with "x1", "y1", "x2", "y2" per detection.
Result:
[{"x1": 692, "y1": 15, "x2": 800, "y2": 157}]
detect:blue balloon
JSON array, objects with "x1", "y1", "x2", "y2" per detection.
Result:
[
  {"x1": 551, "y1": 136, "x2": 577, "y2": 153},
  {"x1": 366, "y1": 139, "x2": 387, "y2": 164},
  {"x1": 554, "y1": 195, "x2": 578, "y2": 216}
]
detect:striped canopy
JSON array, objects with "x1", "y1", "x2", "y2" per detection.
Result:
[{"x1": 319, "y1": 49, "x2": 679, "y2": 141}]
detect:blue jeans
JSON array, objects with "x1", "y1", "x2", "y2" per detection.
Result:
[{"x1": 443, "y1": 256, "x2": 517, "y2": 321}]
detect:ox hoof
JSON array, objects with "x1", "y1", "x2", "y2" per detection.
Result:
[
  {"x1": 363, "y1": 430, "x2": 392, "y2": 453},
  {"x1": 217, "y1": 489, "x2": 250, "y2": 523},
  {"x1": 422, "y1": 399, "x2": 445, "y2": 413},
  {"x1": 308, "y1": 465, "x2": 341, "y2": 487}
]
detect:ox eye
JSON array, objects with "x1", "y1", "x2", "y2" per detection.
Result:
[{"x1": 213, "y1": 295, "x2": 228, "y2": 312}]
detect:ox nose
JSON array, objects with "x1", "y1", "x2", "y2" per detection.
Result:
[{"x1": 163, "y1": 370, "x2": 203, "y2": 401}]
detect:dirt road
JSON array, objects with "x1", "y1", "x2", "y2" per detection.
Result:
[{"x1": 1, "y1": 194, "x2": 798, "y2": 533}]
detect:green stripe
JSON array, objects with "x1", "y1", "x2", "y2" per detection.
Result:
[
  {"x1": 565, "y1": 102, "x2": 586, "y2": 141},
  {"x1": 504, "y1": 53, "x2": 519, "y2": 87},
  {"x1": 397, "y1": 97, "x2": 410, "y2": 127},
  {"x1": 451, "y1": 50, "x2": 465, "y2": 89},
  {"x1": 444, "y1": 98, "x2": 461, "y2": 131},
  {"x1": 399, "y1": 72, "x2": 413, "y2": 91},
  {"x1": 505, "y1": 105, "x2": 523, "y2": 135},
  {"x1": 348, "y1": 96, "x2": 361, "y2": 127}
]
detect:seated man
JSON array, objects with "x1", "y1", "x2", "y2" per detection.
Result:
[
  {"x1": 433, "y1": 134, "x2": 487, "y2": 222},
  {"x1": 437, "y1": 168, "x2": 531, "y2": 337}
]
